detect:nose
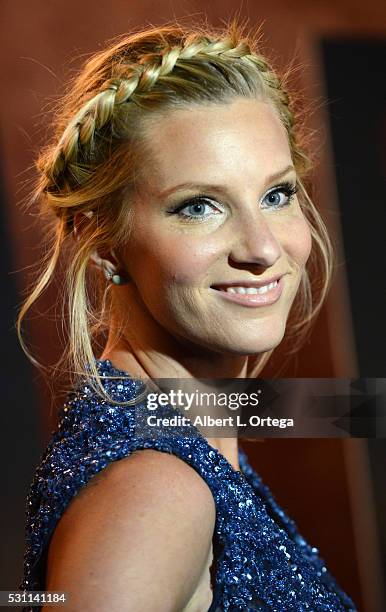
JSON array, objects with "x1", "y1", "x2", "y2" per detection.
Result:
[{"x1": 228, "y1": 210, "x2": 282, "y2": 268}]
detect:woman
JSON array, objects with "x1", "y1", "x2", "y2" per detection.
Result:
[{"x1": 18, "y1": 21, "x2": 357, "y2": 611}]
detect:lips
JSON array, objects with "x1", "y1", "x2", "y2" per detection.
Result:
[
  {"x1": 210, "y1": 274, "x2": 286, "y2": 308},
  {"x1": 211, "y1": 273, "x2": 285, "y2": 291},
  {"x1": 217, "y1": 281, "x2": 278, "y2": 295}
]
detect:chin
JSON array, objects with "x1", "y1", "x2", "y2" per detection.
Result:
[
  {"x1": 218, "y1": 317, "x2": 288, "y2": 356},
  {"x1": 225, "y1": 335, "x2": 285, "y2": 356},
  {"x1": 185, "y1": 325, "x2": 287, "y2": 357}
]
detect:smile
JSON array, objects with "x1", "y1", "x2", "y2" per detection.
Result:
[
  {"x1": 221, "y1": 281, "x2": 278, "y2": 294},
  {"x1": 211, "y1": 276, "x2": 284, "y2": 307}
]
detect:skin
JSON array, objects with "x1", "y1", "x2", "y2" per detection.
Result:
[{"x1": 84, "y1": 97, "x2": 312, "y2": 466}]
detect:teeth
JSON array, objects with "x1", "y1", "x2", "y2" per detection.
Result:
[{"x1": 224, "y1": 281, "x2": 278, "y2": 295}]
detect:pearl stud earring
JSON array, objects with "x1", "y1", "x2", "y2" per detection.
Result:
[{"x1": 105, "y1": 269, "x2": 128, "y2": 285}]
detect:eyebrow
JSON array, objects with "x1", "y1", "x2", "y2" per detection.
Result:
[{"x1": 157, "y1": 165, "x2": 296, "y2": 198}]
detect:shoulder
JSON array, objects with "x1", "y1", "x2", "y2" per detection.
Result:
[
  {"x1": 83, "y1": 447, "x2": 217, "y2": 525},
  {"x1": 45, "y1": 449, "x2": 216, "y2": 611}
]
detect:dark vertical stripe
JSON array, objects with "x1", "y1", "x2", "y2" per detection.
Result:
[{"x1": 0, "y1": 167, "x2": 43, "y2": 591}]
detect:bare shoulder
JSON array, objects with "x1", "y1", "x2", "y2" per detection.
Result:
[{"x1": 44, "y1": 449, "x2": 216, "y2": 612}]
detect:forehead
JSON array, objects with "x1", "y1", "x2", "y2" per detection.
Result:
[{"x1": 139, "y1": 98, "x2": 293, "y2": 191}]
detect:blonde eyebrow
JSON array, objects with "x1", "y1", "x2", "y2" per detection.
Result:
[
  {"x1": 157, "y1": 165, "x2": 296, "y2": 198},
  {"x1": 263, "y1": 165, "x2": 296, "y2": 186}
]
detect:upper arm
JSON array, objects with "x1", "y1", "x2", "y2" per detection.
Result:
[{"x1": 44, "y1": 449, "x2": 216, "y2": 612}]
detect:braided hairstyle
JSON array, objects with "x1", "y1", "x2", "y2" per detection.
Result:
[{"x1": 17, "y1": 20, "x2": 333, "y2": 400}]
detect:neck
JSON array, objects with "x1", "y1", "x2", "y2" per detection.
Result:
[
  {"x1": 100, "y1": 336, "x2": 249, "y2": 380},
  {"x1": 99, "y1": 299, "x2": 251, "y2": 472}
]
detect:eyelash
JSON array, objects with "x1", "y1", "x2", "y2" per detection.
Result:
[{"x1": 167, "y1": 182, "x2": 298, "y2": 222}]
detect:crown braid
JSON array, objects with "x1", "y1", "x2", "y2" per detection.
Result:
[{"x1": 44, "y1": 36, "x2": 275, "y2": 187}]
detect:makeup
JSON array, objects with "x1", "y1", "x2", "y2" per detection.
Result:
[{"x1": 210, "y1": 276, "x2": 284, "y2": 308}]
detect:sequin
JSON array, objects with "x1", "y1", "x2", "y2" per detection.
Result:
[{"x1": 19, "y1": 360, "x2": 357, "y2": 611}]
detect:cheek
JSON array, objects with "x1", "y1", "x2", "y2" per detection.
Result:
[
  {"x1": 168, "y1": 242, "x2": 220, "y2": 286},
  {"x1": 280, "y1": 215, "x2": 312, "y2": 267},
  {"x1": 127, "y1": 230, "x2": 219, "y2": 287}
]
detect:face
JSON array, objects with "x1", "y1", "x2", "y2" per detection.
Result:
[{"x1": 118, "y1": 98, "x2": 312, "y2": 356}]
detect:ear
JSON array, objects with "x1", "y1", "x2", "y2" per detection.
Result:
[{"x1": 72, "y1": 211, "x2": 119, "y2": 277}]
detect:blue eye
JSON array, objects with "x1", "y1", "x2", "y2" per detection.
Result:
[
  {"x1": 262, "y1": 183, "x2": 298, "y2": 209},
  {"x1": 170, "y1": 196, "x2": 221, "y2": 221}
]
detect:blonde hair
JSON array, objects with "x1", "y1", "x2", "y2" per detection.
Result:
[{"x1": 16, "y1": 19, "x2": 333, "y2": 405}]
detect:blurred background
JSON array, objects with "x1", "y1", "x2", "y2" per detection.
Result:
[{"x1": 1, "y1": 1, "x2": 385, "y2": 610}]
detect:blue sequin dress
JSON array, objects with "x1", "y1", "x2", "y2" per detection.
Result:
[{"x1": 20, "y1": 360, "x2": 357, "y2": 611}]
